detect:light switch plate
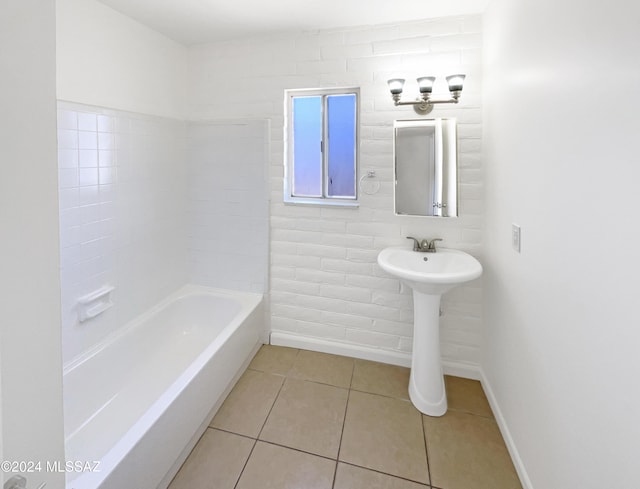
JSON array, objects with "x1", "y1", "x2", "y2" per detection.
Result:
[{"x1": 512, "y1": 224, "x2": 521, "y2": 252}]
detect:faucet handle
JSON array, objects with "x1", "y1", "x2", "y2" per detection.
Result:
[
  {"x1": 406, "y1": 236, "x2": 420, "y2": 251},
  {"x1": 427, "y1": 238, "x2": 443, "y2": 251}
]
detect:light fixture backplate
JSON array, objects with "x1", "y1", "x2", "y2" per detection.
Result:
[{"x1": 413, "y1": 103, "x2": 434, "y2": 116}]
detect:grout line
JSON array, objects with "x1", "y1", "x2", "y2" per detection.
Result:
[
  {"x1": 251, "y1": 439, "x2": 432, "y2": 488},
  {"x1": 332, "y1": 387, "x2": 352, "y2": 488},
  {"x1": 330, "y1": 357, "x2": 356, "y2": 487},
  {"x1": 338, "y1": 461, "x2": 432, "y2": 487},
  {"x1": 286, "y1": 350, "x2": 354, "y2": 389},
  {"x1": 232, "y1": 435, "x2": 259, "y2": 489},
  {"x1": 348, "y1": 358, "x2": 355, "y2": 390},
  {"x1": 209, "y1": 426, "x2": 257, "y2": 442},
  {"x1": 256, "y1": 375, "x2": 288, "y2": 440},
  {"x1": 284, "y1": 375, "x2": 351, "y2": 391},
  {"x1": 446, "y1": 405, "x2": 496, "y2": 419},
  {"x1": 349, "y1": 386, "x2": 412, "y2": 402},
  {"x1": 233, "y1": 354, "x2": 289, "y2": 489},
  {"x1": 255, "y1": 439, "x2": 338, "y2": 463},
  {"x1": 246, "y1": 366, "x2": 287, "y2": 379},
  {"x1": 287, "y1": 347, "x2": 301, "y2": 377},
  {"x1": 421, "y1": 414, "x2": 433, "y2": 487}
]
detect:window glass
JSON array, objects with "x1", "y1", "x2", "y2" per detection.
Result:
[
  {"x1": 327, "y1": 94, "x2": 356, "y2": 198},
  {"x1": 292, "y1": 96, "x2": 323, "y2": 197},
  {"x1": 285, "y1": 87, "x2": 359, "y2": 206}
]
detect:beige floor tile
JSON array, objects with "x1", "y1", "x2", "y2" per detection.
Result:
[
  {"x1": 339, "y1": 391, "x2": 429, "y2": 484},
  {"x1": 249, "y1": 345, "x2": 299, "y2": 375},
  {"x1": 210, "y1": 369, "x2": 284, "y2": 437},
  {"x1": 288, "y1": 349, "x2": 354, "y2": 388},
  {"x1": 351, "y1": 359, "x2": 410, "y2": 400},
  {"x1": 334, "y1": 463, "x2": 428, "y2": 489},
  {"x1": 423, "y1": 410, "x2": 522, "y2": 489},
  {"x1": 445, "y1": 375, "x2": 494, "y2": 418},
  {"x1": 168, "y1": 429, "x2": 253, "y2": 489},
  {"x1": 260, "y1": 378, "x2": 348, "y2": 458},
  {"x1": 235, "y1": 441, "x2": 335, "y2": 489}
]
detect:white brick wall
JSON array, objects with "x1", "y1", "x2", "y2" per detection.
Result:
[{"x1": 187, "y1": 16, "x2": 484, "y2": 368}]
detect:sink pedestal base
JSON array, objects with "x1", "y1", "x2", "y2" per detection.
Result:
[{"x1": 408, "y1": 289, "x2": 447, "y2": 416}]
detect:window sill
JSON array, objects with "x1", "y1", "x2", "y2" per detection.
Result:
[{"x1": 283, "y1": 196, "x2": 360, "y2": 208}]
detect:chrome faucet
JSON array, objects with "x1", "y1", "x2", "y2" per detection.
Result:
[
  {"x1": 406, "y1": 236, "x2": 424, "y2": 251},
  {"x1": 406, "y1": 236, "x2": 443, "y2": 253}
]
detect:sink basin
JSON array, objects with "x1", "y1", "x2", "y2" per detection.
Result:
[
  {"x1": 377, "y1": 246, "x2": 482, "y2": 416},
  {"x1": 377, "y1": 247, "x2": 482, "y2": 294}
]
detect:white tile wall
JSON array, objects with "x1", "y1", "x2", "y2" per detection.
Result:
[
  {"x1": 186, "y1": 121, "x2": 269, "y2": 293},
  {"x1": 57, "y1": 105, "x2": 270, "y2": 363},
  {"x1": 57, "y1": 102, "x2": 188, "y2": 363},
  {"x1": 187, "y1": 16, "x2": 484, "y2": 368}
]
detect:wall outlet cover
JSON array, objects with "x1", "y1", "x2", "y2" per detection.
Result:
[{"x1": 512, "y1": 224, "x2": 521, "y2": 252}]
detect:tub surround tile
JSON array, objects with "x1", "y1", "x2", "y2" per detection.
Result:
[
  {"x1": 339, "y1": 390, "x2": 429, "y2": 484},
  {"x1": 168, "y1": 429, "x2": 253, "y2": 489},
  {"x1": 334, "y1": 463, "x2": 429, "y2": 489},
  {"x1": 249, "y1": 345, "x2": 299, "y2": 375},
  {"x1": 423, "y1": 410, "x2": 522, "y2": 489},
  {"x1": 259, "y1": 378, "x2": 348, "y2": 458},
  {"x1": 351, "y1": 359, "x2": 410, "y2": 400},
  {"x1": 235, "y1": 441, "x2": 335, "y2": 489},
  {"x1": 445, "y1": 375, "x2": 494, "y2": 418},
  {"x1": 288, "y1": 349, "x2": 354, "y2": 388},
  {"x1": 57, "y1": 104, "x2": 190, "y2": 363},
  {"x1": 186, "y1": 121, "x2": 269, "y2": 294},
  {"x1": 210, "y1": 369, "x2": 284, "y2": 438}
]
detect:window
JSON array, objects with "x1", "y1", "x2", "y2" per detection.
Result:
[{"x1": 284, "y1": 87, "x2": 359, "y2": 206}]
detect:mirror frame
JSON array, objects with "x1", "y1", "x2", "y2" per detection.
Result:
[{"x1": 393, "y1": 118, "x2": 458, "y2": 217}]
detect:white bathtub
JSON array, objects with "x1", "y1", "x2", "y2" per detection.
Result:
[{"x1": 63, "y1": 285, "x2": 264, "y2": 489}]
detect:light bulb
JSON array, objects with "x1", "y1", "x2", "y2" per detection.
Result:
[
  {"x1": 446, "y1": 74, "x2": 466, "y2": 92},
  {"x1": 417, "y1": 76, "x2": 436, "y2": 93},
  {"x1": 387, "y1": 78, "x2": 405, "y2": 95}
]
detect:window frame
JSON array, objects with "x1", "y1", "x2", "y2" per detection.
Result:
[{"x1": 284, "y1": 87, "x2": 360, "y2": 207}]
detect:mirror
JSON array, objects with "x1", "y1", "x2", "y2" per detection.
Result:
[{"x1": 394, "y1": 118, "x2": 458, "y2": 217}]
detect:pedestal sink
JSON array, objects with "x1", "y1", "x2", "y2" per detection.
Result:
[{"x1": 377, "y1": 246, "x2": 482, "y2": 416}]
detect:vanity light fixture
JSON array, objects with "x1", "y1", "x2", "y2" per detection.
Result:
[{"x1": 387, "y1": 74, "x2": 466, "y2": 115}]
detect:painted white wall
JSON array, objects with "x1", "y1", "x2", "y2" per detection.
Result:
[
  {"x1": 482, "y1": 0, "x2": 640, "y2": 487},
  {"x1": 0, "y1": 1, "x2": 65, "y2": 487},
  {"x1": 56, "y1": 0, "x2": 188, "y2": 119},
  {"x1": 188, "y1": 17, "x2": 484, "y2": 372}
]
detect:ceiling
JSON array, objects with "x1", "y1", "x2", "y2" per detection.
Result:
[{"x1": 97, "y1": 0, "x2": 489, "y2": 46}]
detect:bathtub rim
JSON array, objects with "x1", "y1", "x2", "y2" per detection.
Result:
[
  {"x1": 63, "y1": 284, "x2": 262, "y2": 376},
  {"x1": 64, "y1": 284, "x2": 264, "y2": 488}
]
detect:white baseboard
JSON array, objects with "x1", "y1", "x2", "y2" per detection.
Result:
[
  {"x1": 270, "y1": 331, "x2": 412, "y2": 367},
  {"x1": 270, "y1": 331, "x2": 481, "y2": 380},
  {"x1": 479, "y1": 368, "x2": 534, "y2": 489},
  {"x1": 270, "y1": 331, "x2": 530, "y2": 488},
  {"x1": 442, "y1": 360, "x2": 482, "y2": 380}
]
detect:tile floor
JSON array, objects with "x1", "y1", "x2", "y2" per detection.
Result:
[{"x1": 168, "y1": 345, "x2": 522, "y2": 489}]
